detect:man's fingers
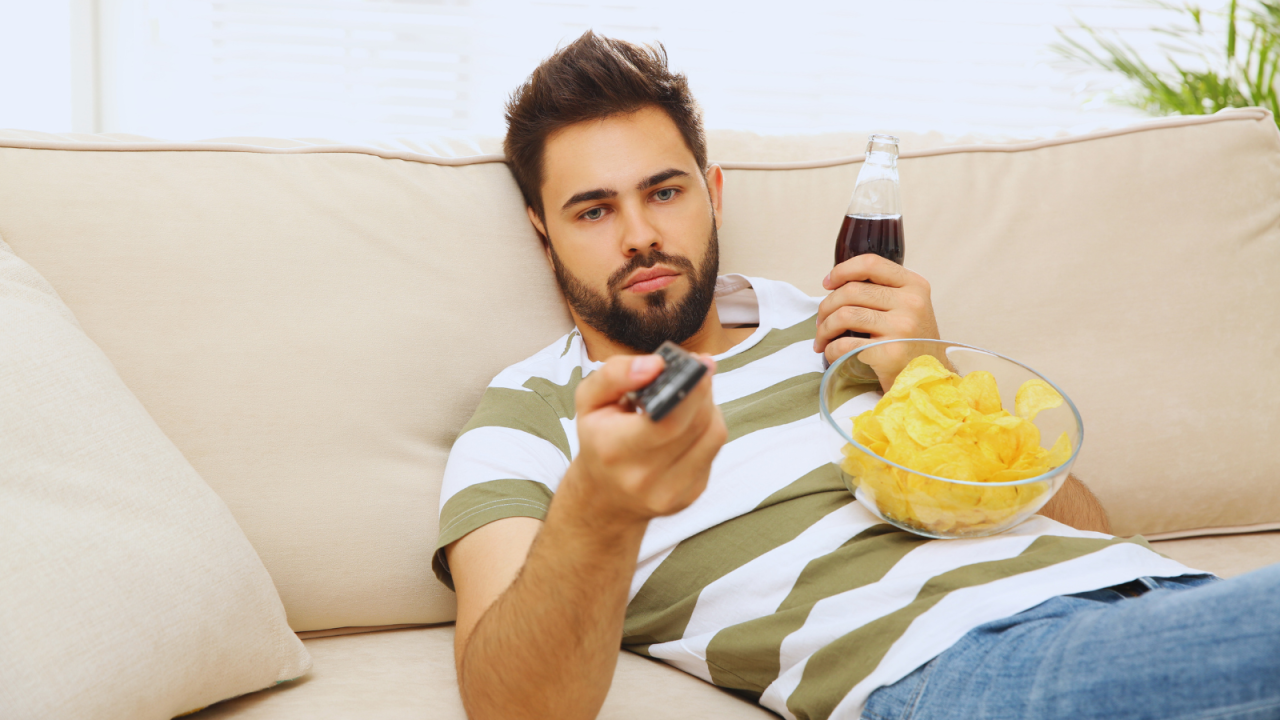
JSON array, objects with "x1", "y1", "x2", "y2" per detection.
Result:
[
  {"x1": 825, "y1": 254, "x2": 909, "y2": 290},
  {"x1": 647, "y1": 357, "x2": 716, "y2": 436},
  {"x1": 575, "y1": 354, "x2": 665, "y2": 415},
  {"x1": 815, "y1": 281, "x2": 897, "y2": 335},
  {"x1": 628, "y1": 355, "x2": 717, "y2": 477},
  {"x1": 661, "y1": 408, "x2": 728, "y2": 513},
  {"x1": 854, "y1": 341, "x2": 916, "y2": 385},
  {"x1": 823, "y1": 334, "x2": 871, "y2": 366},
  {"x1": 813, "y1": 305, "x2": 887, "y2": 352},
  {"x1": 679, "y1": 404, "x2": 727, "y2": 469},
  {"x1": 818, "y1": 280, "x2": 898, "y2": 323}
]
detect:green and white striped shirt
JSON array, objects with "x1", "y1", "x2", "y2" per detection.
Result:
[{"x1": 434, "y1": 274, "x2": 1197, "y2": 719}]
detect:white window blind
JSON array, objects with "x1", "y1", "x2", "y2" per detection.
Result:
[
  {"x1": 85, "y1": 0, "x2": 1227, "y2": 140},
  {"x1": 209, "y1": 1, "x2": 472, "y2": 132}
]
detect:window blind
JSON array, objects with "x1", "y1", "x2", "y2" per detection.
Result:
[{"x1": 94, "y1": 0, "x2": 1224, "y2": 140}]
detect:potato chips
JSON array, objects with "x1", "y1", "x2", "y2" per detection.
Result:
[{"x1": 841, "y1": 355, "x2": 1072, "y2": 536}]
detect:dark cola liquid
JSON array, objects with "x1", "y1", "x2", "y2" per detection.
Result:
[
  {"x1": 834, "y1": 214, "x2": 905, "y2": 339},
  {"x1": 834, "y1": 214, "x2": 905, "y2": 267}
]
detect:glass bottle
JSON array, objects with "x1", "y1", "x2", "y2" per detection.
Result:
[{"x1": 834, "y1": 134, "x2": 906, "y2": 338}]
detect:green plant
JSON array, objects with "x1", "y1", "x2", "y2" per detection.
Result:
[{"x1": 1054, "y1": 1, "x2": 1280, "y2": 125}]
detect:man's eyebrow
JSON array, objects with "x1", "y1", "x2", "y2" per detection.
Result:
[
  {"x1": 559, "y1": 168, "x2": 690, "y2": 213},
  {"x1": 637, "y1": 168, "x2": 689, "y2": 190},
  {"x1": 561, "y1": 187, "x2": 617, "y2": 212}
]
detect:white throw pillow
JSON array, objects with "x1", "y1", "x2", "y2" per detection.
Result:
[{"x1": 0, "y1": 239, "x2": 311, "y2": 720}]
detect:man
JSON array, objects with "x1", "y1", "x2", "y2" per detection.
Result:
[{"x1": 433, "y1": 32, "x2": 1280, "y2": 720}]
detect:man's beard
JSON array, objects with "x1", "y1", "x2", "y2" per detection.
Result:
[{"x1": 548, "y1": 225, "x2": 720, "y2": 354}]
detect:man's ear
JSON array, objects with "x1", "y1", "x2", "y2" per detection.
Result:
[
  {"x1": 705, "y1": 164, "x2": 725, "y2": 230},
  {"x1": 526, "y1": 206, "x2": 553, "y2": 264}
]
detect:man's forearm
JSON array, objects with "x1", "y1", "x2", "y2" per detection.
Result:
[
  {"x1": 458, "y1": 469, "x2": 646, "y2": 720},
  {"x1": 1038, "y1": 473, "x2": 1111, "y2": 534}
]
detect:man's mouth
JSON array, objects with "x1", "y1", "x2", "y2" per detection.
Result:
[{"x1": 624, "y1": 266, "x2": 680, "y2": 294}]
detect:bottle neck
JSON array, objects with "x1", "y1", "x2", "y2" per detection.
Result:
[
  {"x1": 848, "y1": 134, "x2": 902, "y2": 216},
  {"x1": 865, "y1": 149, "x2": 897, "y2": 169},
  {"x1": 847, "y1": 160, "x2": 900, "y2": 216}
]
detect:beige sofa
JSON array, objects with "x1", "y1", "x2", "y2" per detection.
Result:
[{"x1": 1, "y1": 107, "x2": 1278, "y2": 718}]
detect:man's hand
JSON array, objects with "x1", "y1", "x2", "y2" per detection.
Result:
[
  {"x1": 814, "y1": 254, "x2": 940, "y2": 391},
  {"x1": 565, "y1": 352, "x2": 727, "y2": 530},
  {"x1": 450, "y1": 351, "x2": 726, "y2": 720}
]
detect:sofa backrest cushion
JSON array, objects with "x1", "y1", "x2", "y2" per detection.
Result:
[
  {"x1": 0, "y1": 138, "x2": 571, "y2": 630},
  {"x1": 0, "y1": 110, "x2": 1275, "y2": 630}
]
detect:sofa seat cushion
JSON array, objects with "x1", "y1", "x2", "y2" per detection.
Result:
[
  {"x1": 185, "y1": 626, "x2": 775, "y2": 719},
  {"x1": 1151, "y1": 531, "x2": 1280, "y2": 579},
  {"x1": 183, "y1": 532, "x2": 1280, "y2": 720},
  {"x1": 179, "y1": 532, "x2": 1276, "y2": 720}
]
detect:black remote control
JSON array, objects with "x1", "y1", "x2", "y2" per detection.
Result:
[{"x1": 625, "y1": 341, "x2": 708, "y2": 422}]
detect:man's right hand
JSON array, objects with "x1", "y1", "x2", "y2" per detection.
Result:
[
  {"x1": 449, "y1": 352, "x2": 726, "y2": 720},
  {"x1": 565, "y1": 352, "x2": 727, "y2": 531}
]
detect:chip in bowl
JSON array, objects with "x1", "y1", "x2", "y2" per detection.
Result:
[{"x1": 840, "y1": 354, "x2": 1074, "y2": 536}]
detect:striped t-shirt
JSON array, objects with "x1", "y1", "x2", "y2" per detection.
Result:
[{"x1": 434, "y1": 274, "x2": 1197, "y2": 719}]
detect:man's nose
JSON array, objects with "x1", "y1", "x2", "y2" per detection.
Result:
[{"x1": 621, "y1": 206, "x2": 662, "y2": 256}]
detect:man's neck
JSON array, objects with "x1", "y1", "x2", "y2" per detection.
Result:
[{"x1": 574, "y1": 300, "x2": 754, "y2": 362}]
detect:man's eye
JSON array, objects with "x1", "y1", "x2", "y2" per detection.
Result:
[
  {"x1": 582, "y1": 207, "x2": 605, "y2": 221},
  {"x1": 654, "y1": 188, "x2": 678, "y2": 202}
]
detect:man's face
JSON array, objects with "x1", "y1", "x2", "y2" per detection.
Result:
[{"x1": 530, "y1": 106, "x2": 723, "y2": 354}]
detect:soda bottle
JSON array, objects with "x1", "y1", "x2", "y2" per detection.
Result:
[{"x1": 834, "y1": 134, "x2": 905, "y2": 339}]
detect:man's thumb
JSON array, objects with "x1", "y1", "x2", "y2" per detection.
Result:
[{"x1": 576, "y1": 354, "x2": 665, "y2": 412}]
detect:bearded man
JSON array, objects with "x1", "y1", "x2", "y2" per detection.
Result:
[{"x1": 432, "y1": 31, "x2": 1280, "y2": 720}]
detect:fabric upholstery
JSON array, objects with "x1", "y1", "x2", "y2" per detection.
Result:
[
  {"x1": 0, "y1": 241, "x2": 310, "y2": 720},
  {"x1": 1152, "y1": 531, "x2": 1280, "y2": 579},
  {"x1": 0, "y1": 110, "x2": 1275, "y2": 634},
  {"x1": 179, "y1": 530, "x2": 1280, "y2": 720},
  {"x1": 185, "y1": 625, "x2": 775, "y2": 720},
  {"x1": 0, "y1": 145, "x2": 571, "y2": 630}
]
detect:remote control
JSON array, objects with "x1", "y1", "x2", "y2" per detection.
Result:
[{"x1": 626, "y1": 341, "x2": 708, "y2": 422}]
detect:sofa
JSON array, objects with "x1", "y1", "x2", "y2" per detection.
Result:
[{"x1": 1, "y1": 107, "x2": 1277, "y2": 719}]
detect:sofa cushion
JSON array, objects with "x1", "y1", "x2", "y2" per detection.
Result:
[
  {"x1": 184, "y1": 625, "x2": 774, "y2": 719},
  {"x1": 1152, "y1": 531, "x2": 1280, "y2": 579},
  {"x1": 173, "y1": 532, "x2": 1278, "y2": 719},
  {"x1": 0, "y1": 240, "x2": 310, "y2": 719}
]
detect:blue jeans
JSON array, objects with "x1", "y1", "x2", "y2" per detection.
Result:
[{"x1": 862, "y1": 565, "x2": 1280, "y2": 720}]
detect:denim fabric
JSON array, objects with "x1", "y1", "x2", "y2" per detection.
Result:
[{"x1": 862, "y1": 566, "x2": 1280, "y2": 720}]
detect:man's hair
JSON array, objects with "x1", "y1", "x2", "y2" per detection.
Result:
[{"x1": 503, "y1": 31, "x2": 707, "y2": 223}]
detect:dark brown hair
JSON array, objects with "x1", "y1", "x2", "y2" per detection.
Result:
[{"x1": 503, "y1": 31, "x2": 707, "y2": 223}]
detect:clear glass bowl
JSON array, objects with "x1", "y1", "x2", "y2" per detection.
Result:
[{"x1": 819, "y1": 339, "x2": 1084, "y2": 539}]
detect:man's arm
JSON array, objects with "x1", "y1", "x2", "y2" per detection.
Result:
[
  {"x1": 446, "y1": 353, "x2": 726, "y2": 720},
  {"x1": 1038, "y1": 473, "x2": 1110, "y2": 534},
  {"x1": 449, "y1": 478, "x2": 645, "y2": 720}
]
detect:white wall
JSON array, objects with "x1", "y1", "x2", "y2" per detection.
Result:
[
  {"x1": 0, "y1": 1, "x2": 75, "y2": 132},
  {"x1": 0, "y1": 0, "x2": 1230, "y2": 140}
]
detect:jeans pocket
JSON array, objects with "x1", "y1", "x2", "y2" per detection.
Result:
[
  {"x1": 1065, "y1": 587, "x2": 1129, "y2": 603},
  {"x1": 1152, "y1": 573, "x2": 1220, "y2": 591}
]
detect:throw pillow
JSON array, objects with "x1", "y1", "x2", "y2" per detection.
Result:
[{"x1": 0, "y1": 239, "x2": 311, "y2": 719}]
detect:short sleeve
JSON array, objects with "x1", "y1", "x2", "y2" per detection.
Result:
[{"x1": 432, "y1": 385, "x2": 572, "y2": 590}]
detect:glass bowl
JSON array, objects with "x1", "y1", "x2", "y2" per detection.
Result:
[{"x1": 819, "y1": 339, "x2": 1084, "y2": 539}]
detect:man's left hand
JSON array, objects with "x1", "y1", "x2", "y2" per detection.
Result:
[{"x1": 813, "y1": 254, "x2": 940, "y2": 381}]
